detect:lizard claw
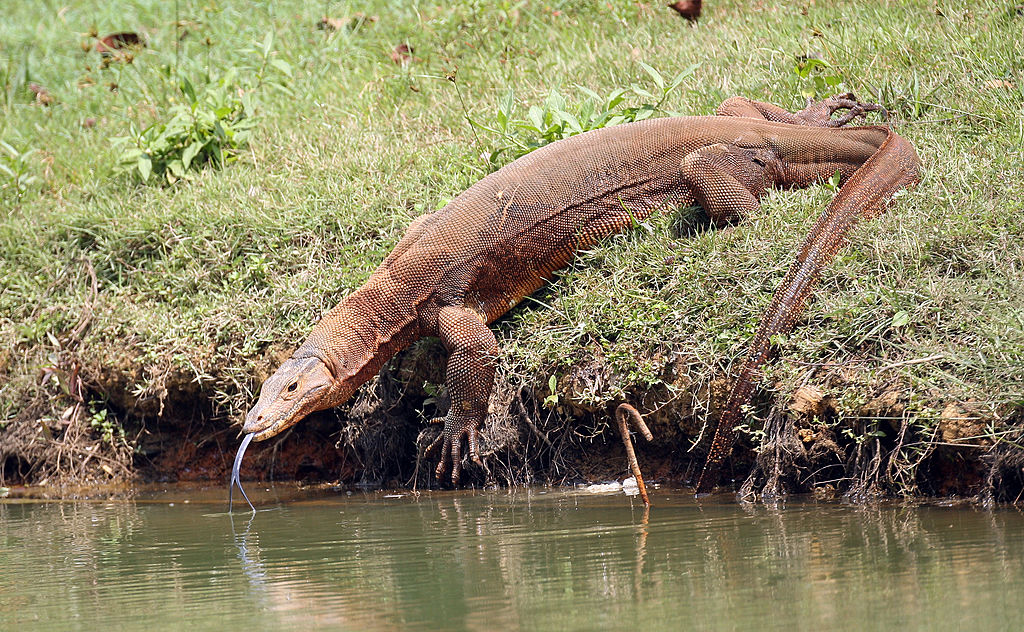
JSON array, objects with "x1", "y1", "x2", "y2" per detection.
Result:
[{"x1": 427, "y1": 416, "x2": 483, "y2": 485}]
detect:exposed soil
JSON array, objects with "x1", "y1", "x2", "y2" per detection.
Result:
[{"x1": 3, "y1": 339, "x2": 1021, "y2": 503}]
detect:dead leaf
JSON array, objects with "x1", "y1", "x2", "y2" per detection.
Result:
[
  {"x1": 982, "y1": 79, "x2": 1015, "y2": 90},
  {"x1": 29, "y1": 83, "x2": 55, "y2": 106},
  {"x1": 390, "y1": 43, "x2": 413, "y2": 65},
  {"x1": 96, "y1": 32, "x2": 144, "y2": 56}
]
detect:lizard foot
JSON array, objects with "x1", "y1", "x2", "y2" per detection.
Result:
[
  {"x1": 797, "y1": 92, "x2": 885, "y2": 128},
  {"x1": 424, "y1": 415, "x2": 483, "y2": 485}
]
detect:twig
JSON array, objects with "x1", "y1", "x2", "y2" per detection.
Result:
[
  {"x1": 876, "y1": 354, "x2": 945, "y2": 373},
  {"x1": 615, "y1": 403, "x2": 653, "y2": 507}
]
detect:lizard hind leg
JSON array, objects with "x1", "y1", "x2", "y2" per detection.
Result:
[
  {"x1": 716, "y1": 92, "x2": 883, "y2": 128},
  {"x1": 794, "y1": 93, "x2": 884, "y2": 128},
  {"x1": 429, "y1": 305, "x2": 498, "y2": 485}
]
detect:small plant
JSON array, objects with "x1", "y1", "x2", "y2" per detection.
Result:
[
  {"x1": 0, "y1": 140, "x2": 38, "y2": 198},
  {"x1": 89, "y1": 404, "x2": 123, "y2": 445},
  {"x1": 113, "y1": 72, "x2": 256, "y2": 184},
  {"x1": 477, "y1": 63, "x2": 697, "y2": 169},
  {"x1": 112, "y1": 33, "x2": 293, "y2": 185},
  {"x1": 793, "y1": 57, "x2": 842, "y2": 101},
  {"x1": 0, "y1": 48, "x2": 30, "y2": 108},
  {"x1": 543, "y1": 374, "x2": 559, "y2": 408},
  {"x1": 823, "y1": 168, "x2": 842, "y2": 193}
]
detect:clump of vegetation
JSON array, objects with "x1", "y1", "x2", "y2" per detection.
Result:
[
  {"x1": 475, "y1": 63, "x2": 696, "y2": 168},
  {"x1": 113, "y1": 74, "x2": 256, "y2": 184},
  {"x1": 0, "y1": 140, "x2": 38, "y2": 198},
  {"x1": 113, "y1": 34, "x2": 292, "y2": 184}
]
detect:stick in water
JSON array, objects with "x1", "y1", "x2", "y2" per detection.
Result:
[
  {"x1": 615, "y1": 403, "x2": 654, "y2": 507},
  {"x1": 229, "y1": 432, "x2": 256, "y2": 514}
]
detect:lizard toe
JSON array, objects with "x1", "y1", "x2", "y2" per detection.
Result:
[{"x1": 449, "y1": 439, "x2": 464, "y2": 484}]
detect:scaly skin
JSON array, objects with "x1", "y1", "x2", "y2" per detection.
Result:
[{"x1": 241, "y1": 93, "x2": 920, "y2": 489}]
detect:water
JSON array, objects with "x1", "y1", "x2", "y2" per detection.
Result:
[{"x1": 2, "y1": 485, "x2": 1024, "y2": 631}]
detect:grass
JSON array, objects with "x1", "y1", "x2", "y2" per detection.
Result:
[{"x1": 0, "y1": 0, "x2": 1022, "y2": 497}]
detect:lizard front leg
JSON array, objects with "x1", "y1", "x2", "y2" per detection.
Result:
[
  {"x1": 680, "y1": 143, "x2": 780, "y2": 225},
  {"x1": 427, "y1": 305, "x2": 498, "y2": 484}
]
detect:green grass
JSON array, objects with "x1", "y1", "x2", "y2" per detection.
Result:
[{"x1": 1, "y1": 0, "x2": 1022, "y2": 495}]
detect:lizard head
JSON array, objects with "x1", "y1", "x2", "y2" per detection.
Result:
[
  {"x1": 241, "y1": 278, "x2": 396, "y2": 442},
  {"x1": 242, "y1": 340, "x2": 370, "y2": 441},
  {"x1": 242, "y1": 356, "x2": 338, "y2": 440}
]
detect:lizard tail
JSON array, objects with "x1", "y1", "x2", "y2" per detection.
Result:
[{"x1": 695, "y1": 128, "x2": 921, "y2": 495}]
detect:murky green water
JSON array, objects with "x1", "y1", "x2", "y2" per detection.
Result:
[{"x1": 2, "y1": 485, "x2": 1024, "y2": 631}]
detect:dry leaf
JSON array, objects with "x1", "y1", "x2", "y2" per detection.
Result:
[
  {"x1": 29, "y1": 83, "x2": 54, "y2": 106},
  {"x1": 390, "y1": 43, "x2": 414, "y2": 65},
  {"x1": 982, "y1": 79, "x2": 1015, "y2": 90}
]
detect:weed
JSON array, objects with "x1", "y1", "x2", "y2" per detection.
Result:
[
  {"x1": 112, "y1": 73, "x2": 256, "y2": 184},
  {"x1": 476, "y1": 63, "x2": 697, "y2": 169},
  {"x1": 543, "y1": 374, "x2": 559, "y2": 408},
  {"x1": 0, "y1": 141, "x2": 38, "y2": 200},
  {"x1": 88, "y1": 405, "x2": 121, "y2": 445},
  {"x1": 793, "y1": 57, "x2": 842, "y2": 101},
  {"x1": 111, "y1": 33, "x2": 292, "y2": 185}
]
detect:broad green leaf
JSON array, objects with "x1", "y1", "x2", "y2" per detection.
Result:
[
  {"x1": 180, "y1": 77, "x2": 197, "y2": 103},
  {"x1": 270, "y1": 59, "x2": 292, "y2": 77},
  {"x1": 182, "y1": 141, "x2": 202, "y2": 169},
  {"x1": 669, "y1": 64, "x2": 699, "y2": 89},
  {"x1": 630, "y1": 85, "x2": 657, "y2": 100},
  {"x1": 137, "y1": 155, "x2": 151, "y2": 182},
  {"x1": 639, "y1": 62, "x2": 665, "y2": 91},
  {"x1": 577, "y1": 86, "x2": 602, "y2": 102},
  {"x1": 528, "y1": 105, "x2": 544, "y2": 131},
  {"x1": 559, "y1": 110, "x2": 582, "y2": 134}
]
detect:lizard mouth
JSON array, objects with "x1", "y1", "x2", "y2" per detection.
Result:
[{"x1": 243, "y1": 383, "x2": 329, "y2": 440}]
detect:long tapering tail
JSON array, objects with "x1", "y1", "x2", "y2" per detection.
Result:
[{"x1": 695, "y1": 127, "x2": 921, "y2": 495}]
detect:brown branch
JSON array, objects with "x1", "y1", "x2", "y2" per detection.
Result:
[{"x1": 615, "y1": 403, "x2": 654, "y2": 507}]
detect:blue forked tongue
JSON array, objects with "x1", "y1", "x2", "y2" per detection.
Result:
[{"x1": 228, "y1": 433, "x2": 256, "y2": 514}]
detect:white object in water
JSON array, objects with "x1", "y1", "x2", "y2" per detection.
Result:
[
  {"x1": 622, "y1": 476, "x2": 640, "y2": 497},
  {"x1": 584, "y1": 481, "x2": 623, "y2": 494}
]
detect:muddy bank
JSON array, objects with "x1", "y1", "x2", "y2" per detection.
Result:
[{"x1": 3, "y1": 338, "x2": 1022, "y2": 504}]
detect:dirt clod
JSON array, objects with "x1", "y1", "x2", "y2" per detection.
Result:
[
  {"x1": 939, "y1": 403, "x2": 990, "y2": 445},
  {"x1": 789, "y1": 385, "x2": 832, "y2": 418}
]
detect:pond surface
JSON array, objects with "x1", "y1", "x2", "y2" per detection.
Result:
[{"x1": 2, "y1": 485, "x2": 1023, "y2": 631}]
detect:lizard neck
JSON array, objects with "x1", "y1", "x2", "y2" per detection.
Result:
[{"x1": 294, "y1": 270, "x2": 421, "y2": 399}]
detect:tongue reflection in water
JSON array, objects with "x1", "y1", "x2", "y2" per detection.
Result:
[{"x1": 228, "y1": 432, "x2": 256, "y2": 513}]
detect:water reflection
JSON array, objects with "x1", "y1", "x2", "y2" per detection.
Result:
[
  {"x1": 2, "y1": 489, "x2": 1024, "y2": 631},
  {"x1": 230, "y1": 513, "x2": 267, "y2": 591}
]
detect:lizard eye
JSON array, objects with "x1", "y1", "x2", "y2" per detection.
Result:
[{"x1": 286, "y1": 382, "x2": 298, "y2": 393}]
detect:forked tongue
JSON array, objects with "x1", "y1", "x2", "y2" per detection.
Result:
[{"x1": 228, "y1": 432, "x2": 256, "y2": 513}]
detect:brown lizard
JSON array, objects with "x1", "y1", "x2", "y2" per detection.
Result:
[{"x1": 235, "y1": 93, "x2": 920, "y2": 495}]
